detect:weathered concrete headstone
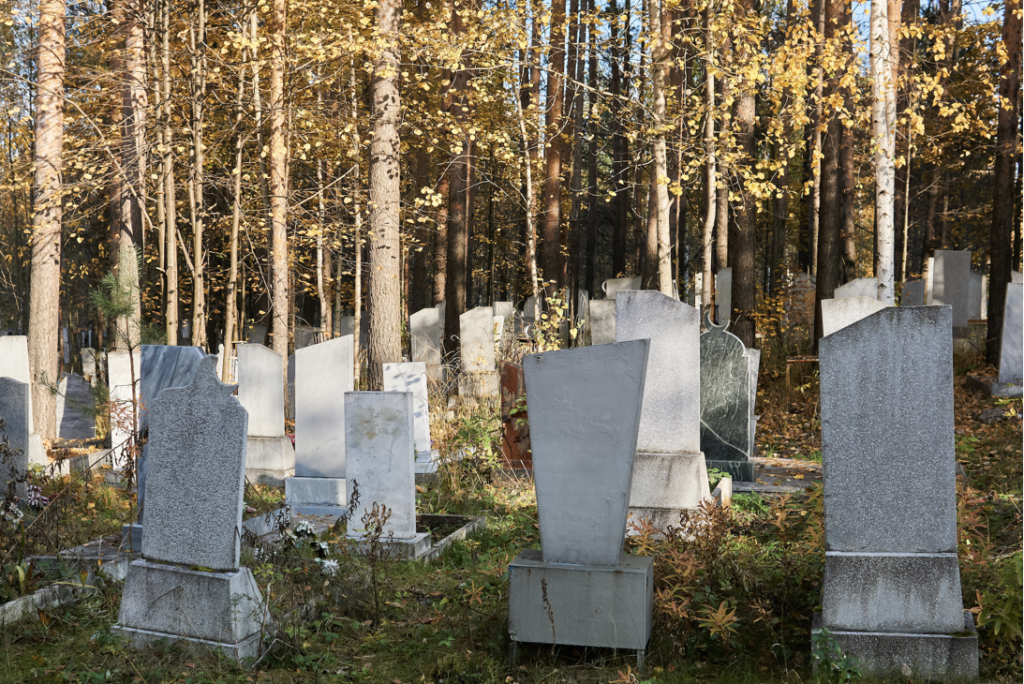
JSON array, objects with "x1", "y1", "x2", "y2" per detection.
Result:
[
  {"x1": 107, "y1": 349, "x2": 141, "y2": 469},
  {"x1": 284, "y1": 336, "x2": 354, "y2": 515},
  {"x1": 508, "y1": 340, "x2": 653, "y2": 657},
  {"x1": 523, "y1": 296, "x2": 537, "y2": 321},
  {"x1": 601, "y1": 275, "x2": 641, "y2": 300},
  {"x1": 114, "y1": 356, "x2": 267, "y2": 662},
  {"x1": 0, "y1": 335, "x2": 45, "y2": 466},
  {"x1": 902, "y1": 279, "x2": 925, "y2": 306},
  {"x1": 821, "y1": 297, "x2": 889, "y2": 338},
  {"x1": 997, "y1": 282, "x2": 1022, "y2": 394},
  {"x1": 294, "y1": 325, "x2": 319, "y2": 350},
  {"x1": 930, "y1": 250, "x2": 971, "y2": 335},
  {"x1": 834, "y1": 276, "x2": 879, "y2": 300},
  {"x1": 814, "y1": 306, "x2": 977, "y2": 680},
  {"x1": 383, "y1": 362, "x2": 435, "y2": 474},
  {"x1": 588, "y1": 300, "x2": 616, "y2": 345},
  {"x1": 715, "y1": 268, "x2": 732, "y2": 323},
  {"x1": 459, "y1": 306, "x2": 498, "y2": 398},
  {"x1": 410, "y1": 307, "x2": 442, "y2": 380},
  {"x1": 493, "y1": 301, "x2": 516, "y2": 318},
  {"x1": 237, "y1": 344, "x2": 294, "y2": 485},
  {"x1": 81, "y1": 348, "x2": 97, "y2": 382},
  {"x1": 345, "y1": 392, "x2": 429, "y2": 558},
  {"x1": 62, "y1": 327, "x2": 71, "y2": 365},
  {"x1": 247, "y1": 323, "x2": 267, "y2": 345},
  {"x1": 0, "y1": 377, "x2": 30, "y2": 501},
  {"x1": 699, "y1": 314, "x2": 756, "y2": 481},
  {"x1": 968, "y1": 271, "x2": 987, "y2": 320},
  {"x1": 616, "y1": 291, "x2": 710, "y2": 527}
]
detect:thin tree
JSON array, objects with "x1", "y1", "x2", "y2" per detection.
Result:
[
  {"x1": 871, "y1": 0, "x2": 897, "y2": 304},
  {"x1": 160, "y1": 0, "x2": 178, "y2": 345},
  {"x1": 541, "y1": 0, "x2": 567, "y2": 287},
  {"x1": 701, "y1": 0, "x2": 717, "y2": 315},
  {"x1": 650, "y1": 0, "x2": 672, "y2": 295},
  {"x1": 585, "y1": 0, "x2": 598, "y2": 296},
  {"x1": 269, "y1": 0, "x2": 290, "y2": 389},
  {"x1": 188, "y1": 0, "x2": 208, "y2": 349}
]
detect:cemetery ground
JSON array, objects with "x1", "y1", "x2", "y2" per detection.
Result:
[{"x1": 1, "y1": 354, "x2": 1021, "y2": 684}]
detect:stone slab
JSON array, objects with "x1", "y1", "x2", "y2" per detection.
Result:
[
  {"x1": 700, "y1": 316, "x2": 752, "y2": 464},
  {"x1": 835, "y1": 276, "x2": 879, "y2": 300},
  {"x1": 616, "y1": 291, "x2": 700, "y2": 454},
  {"x1": 902, "y1": 280, "x2": 925, "y2": 306},
  {"x1": 998, "y1": 282, "x2": 1022, "y2": 386},
  {"x1": 247, "y1": 324, "x2": 267, "y2": 345},
  {"x1": 812, "y1": 611, "x2": 978, "y2": 681},
  {"x1": 931, "y1": 250, "x2": 971, "y2": 330},
  {"x1": 820, "y1": 307, "x2": 957, "y2": 554},
  {"x1": 383, "y1": 362, "x2": 431, "y2": 458},
  {"x1": 107, "y1": 349, "x2": 141, "y2": 467},
  {"x1": 294, "y1": 336, "x2": 353, "y2": 478},
  {"x1": 588, "y1": 300, "x2": 616, "y2": 345},
  {"x1": 142, "y1": 356, "x2": 248, "y2": 571},
  {"x1": 81, "y1": 348, "x2": 97, "y2": 382},
  {"x1": 345, "y1": 392, "x2": 417, "y2": 540},
  {"x1": 0, "y1": 377, "x2": 29, "y2": 500},
  {"x1": 140, "y1": 345, "x2": 205, "y2": 431},
  {"x1": 410, "y1": 307, "x2": 442, "y2": 374},
  {"x1": 460, "y1": 306, "x2": 496, "y2": 373},
  {"x1": 628, "y1": 452, "x2": 710, "y2": 511},
  {"x1": 0, "y1": 335, "x2": 33, "y2": 433},
  {"x1": 967, "y1": 272, "x2": 986, "y2": 320},
  {"x1": 524, "y1": 340, "x2": 649, "y2": 565},
  {"x1": 508, "y1": 549, "x2": 652, "y2": 651},
  {"x1": 350, "y1": 531, "x2": 431, "y2": 560},
  {"x1": 715, "y1": 268, "x2": 732, "y2": 323},
  {"x1": 601, "y1": 275, "x2": 641, "y2": 300},
  {"x1": 493, "y1": 301, "x2": 516, "y2": 318},
  {"x1": 114, "y1": 560, "x2": 266, "y2": 663},
  {"x1": 245, "y1": 435, "x2": 295, "y2": 487},
  {"x1": 237, "y1": 344, "x2": 285, "y2": 438},
  {"x1": 285, "y1": 476, "x2": 346, "y2": 506},
  {"x1": 821, "y1": 297, "x2": 889, "y2": 338}
]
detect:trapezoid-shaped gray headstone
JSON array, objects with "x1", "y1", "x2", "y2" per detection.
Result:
[
  {"x1": 237, "y1": 343, "x2": 285, "y2": 437},
  {"x1": 295, "y1": 335, "x2": 354, "y2": 478},
  {"x1": 931, "y1": 250, "x2": 971, "y2": 330},
  {"x1": 141, "y1": 356, "x2": 248, "y2": 571},
  {"x1": 524, "y1": 339, "x2": 650, "y2": 565},
  {"x1": 699, "y1": 315, "x2": 752, "y2": 463}
]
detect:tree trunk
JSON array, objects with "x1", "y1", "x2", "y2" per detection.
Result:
[
  {"x1": 541, "y1": 0, "x2": 567, "y2": 287},
  {"x1": 871, "y1": 0, "x2": 897, "y2": 304},
  {"x1": 269, "y1": 0, "x2": 290, "y2": 390},
  {"x1": 701, "y1": 1, "x2": 717, "y2": 316},
  {"x1": 770, "y1": 0, "x2": 795, "y2": 297},
  {"x1": 432, "y1": 170, "x2": 449, "y2": 305},
  {"x1": 650, "y1": 0, "x2": 673, "y2": 295},
  {"x1": 730, "y1": 0, "x2": 757, "y2": 347},
  {"x1": 224, "y1": 57, "x2": 246, "y2": 381},
  {"x1": 585, "y1": 0, "x2": 598, "y2": 296},
  {"x1": 349, "y1": 56, "x2": 364, "y2": 386},
  {"x1": 515, "y1": 33, "x2": 542, "y2": 311},
  {"x1": 839, "y1": 1, "x2": 857, "y2": 283},
  {"x1": 610, "y1": 0, "x2": 628, "y2": 277},
  {"x1": 28, "y1": 0, "x2": 66, "y2": 439},
  {"x1": 714, "y1": 31, "x2": 731, "y2": 273},
  {"x1": 987, "y1": 0, "x2": 1022, "y2": 365},
  {"x1": 161, "y1": 0, "x2": 178, "y2": 345},
  {"x1": 187, "y1": 0, "x2": 208, "y2": 349}
]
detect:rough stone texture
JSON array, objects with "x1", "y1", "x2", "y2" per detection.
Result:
[
  {"x1": 902, "y1": 280, "x2": 925, "y2": 306},
  {"x1": 81, "y1": 348, "x2": 97, "y2": 381},
  {"x1": 616, "y1": 291, "x2": 700, "y2": 454},
  {"x1": 140, "y1": 345, "x2": 205, "y2": 431},
  {"x1": 835, "y1": 276, "x2": 879, "y2": 300},
  {"x1": 524, "y1": 340, "x2": 649, "y2": 565},
  {"x1": 410, "y1": 307, "x2": 442, "y2": 376},
  {"x1": 508, "y1": 549, "x2": 652, "y2": 651},
  {"x1": 821, "y1": 297, "x2": 889, "y2": 338},
  {"x1": 108, "y1": 349, "x2": 141, "y2": 467},
  {"x1": 715, "y1": 268, "x2": 732, "y2": 323},
  {"x1": 813, "y1": 612, "x2": 978, "y2": 681},
  {"x1": 237, "y1": 344, "x2": 285, "y2": 437},
  {"x1": 285, "y1": 477, "x2": 346, "y2": 507},
  {"x1": 114, "y1": 560, "x2": 266, "y2": 662},
  {"x1": 628, "y1": 452, "x2": 709, "y2": 512},
  {"x1": 822, "y1": 552, "x2": 965, "y2": 633},
  {"x1": 295, "y1": 336, "x2": 353, "y2": 478},
  {"x1": 338, "y1": 316, "x2": 370, "y2": 348},
  {"x1": 345, "y1": 392, "x2": 417, "y2": 539},
  {"x1": 747, "y1": 348, "x2": 761, "y2": 456},
  {"x1": 588, "y1": 300, "x2": 616, "y2": 345},
  {"x1": 142, "y1": 356, "x2": 248, "y2": 571},
  {"x1": 601, "y1": 275, "x2": 641, "y2": 300},
  {"x1": 0, "y1": 377, "x2": 29, "y2": 500},
  {"x1": 0, "y1": 335, "x2": 45, "y2": 465},
  {"x1": 998, "y1": 283, "x2": 1022, "y2": 387},
  {"x1": 244, "y1": 437, "x2": 295, "y2": 486},
  {"x1": 286, "y1": 354, "x2": 295, "y2": 421},
  {"x1": 967, "y1": 271, "x2": 987, "y2": 320},
  {"x1": 383, "y1": 362, "x2": 432, "y2": 461},
  {"x1": 820, "y1": 306, "x2": 956, "y2": 554},
  {"x1": 931, "y1": 250, "x2": 971, "y2": 331},
  {"x1": 460, "y1": 306, "x2": 496, "y2": 373},
  {"x1": 700, "y1": 316, "x2": 752, "y2": 465}
]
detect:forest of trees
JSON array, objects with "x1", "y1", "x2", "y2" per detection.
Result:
[{"x1": 0, "y1": 0, "x2": 1021, "y2": 437}]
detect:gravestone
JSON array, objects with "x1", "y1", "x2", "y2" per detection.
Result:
[
  {"x1": 715, "y1": 268, "x2": 732, "y2": 323},
  {"x1": 114, "y1": 356, "x2": 268, "y2": 662},
  {"x1": 814, "y1": 306, "x2": 977, "y2": 679},
  {"x1": 616, "y1": 291, "x2": 710, "y2": 527},
  {"x1": 139, "y1": 345, "x2": 205, "y2": 431},
  {"x1": 237, "y1": 344, "x2": 294, "y2": 485},
  {"x1": 383, "y1": 362, "x2": 435, "y2": 474},
  {"x1": 81, "y1": 348, "x2": 97, "y2": 382},
  {"x1": 0, "y1": 335, "x2": 45, "y2": 466},
  {"x1": 747, "y1": 348, "x2": 761, "y2": 457},
  {"x1": 834, "y1": 276, "x2": 879, "y2": 300},
  {"x1": 508, "y1": 340, "x2": 653, "y2": 659},
  {"x1": 523, "y1": 296, "x2": 537, "y2": 321},
  {"x1": 294, "y1": 325, "x2": 318, "y2": 350},
  {"x1": 821, "y1": 297, "x2": 889, "y2": 338},
  {"x1": 601, "y1": 275, "x2": 641, "y2": 300},
  {"x1": 344, "y1": 392, "x2": 430, "y2": 558},
  {"x1": 285, "y1": 336, "x2": 354, "y2": 515},
  {"x1": 459, "y1": 306, "x2": 498, "y2": 398},
  {"x1": 968, "y1": 271, "x2": 987, "y2": 320},
  {"x1": 107, "y1": 349, "x2": 141, "y2": 469},
  {"x1": 493, "y1": 301, "x2": 516, "y2": 318},
  {"x1": 338, "y1": 315, "x2": 370, "y2": 348},
  {"x1": 996, "y1": 283, "x2": 1022, "y2": 395},
  {"x1": 588, "y1": 300, "x2": 616, "y2": 345},
  {"x1": 410, "y1": 307, "x2": 442, "y2": 381},
  {"x1": 1013, "y1": 271, "x2": 1024, "y2": 283},
  {"x1": 699, "y1": 314, "x2": 757, "y2": 481},
  {"x1": 286, "y1": 354, "x2": 295, "y2": 421},
  {"x1": 929, "y1": 250, "x2": 971, "y2": 336},
  {"x1": 902, "y1": 279, "x2": 925, "y2": 306},
  {"x1": 62, "y1": 327, "x2": 70, "y2": 365},
  {"x1": 0, "y1": 377, "x2": 30, "y2": 501},
  {"x1": 247, "y1": 323, "x2": 267, "y2": 345}
]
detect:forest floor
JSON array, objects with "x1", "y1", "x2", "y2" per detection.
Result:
[{"x1": 1, "y1": 352, "x2": 1021, "y2": 684}]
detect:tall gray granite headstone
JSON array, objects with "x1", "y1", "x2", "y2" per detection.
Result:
[
  {"x1": 814, "y1": 306, "x2": 977, "y2": 679},
  {"x1": 237, "y1": 343, "x2": 294, "y2": 485},
  {"x1": 508, "y1": 340, "x2": 654, "y2": 654},
  {"x1": 699, "y1": 314, "x2": 756, "y2": 481},
  {"x1": 968, "y1": 271, "x2": 987, "y2": 320},
  {"x1": 821, "y1": 297, "x2": 889, "y2": 338},
  {"x1": 616, "y1": 291, "x2": 710, "y2": 527},
  {"x1": 114, "y1": 356, "x2": 267, "y2": 662},
  {"x1": 588, "y1": 300, "x2": 616, "y2": 345},
  {"x1": 0, "y1": 335, "x2": 45, "y2": 466},
  {"x1": 139, "y1": 345, "x2": 205, "y2": 431},
  {"x1": 0, "y1": 377, "x2": 30, "y2": 501},
  {"x1": 834, "y1": 276, "x2": 879, "y2": 300},
  {"x1": 459, "y1": 306, "x2": 498, "y2": 398},
  {"x1": 997, "y1": 283, "x2": 1022, "y2": 392},
  {"x1": 410, "y1": 307, "x2": 442, "y2": 381},
  {"x1": 383, "y1": 362, "x2": 435, "y2": 473},
  {"x1": 931, "y1": 250, "x2": 971, "y2": 335}
]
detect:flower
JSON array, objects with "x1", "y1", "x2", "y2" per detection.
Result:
[
  {"x1": 320, "y1": 559, "x2": 340, "y2": 577},
  {"x1": 26, "y1": 484, "x2": 49, "y2": 509},
  {"x1": 293, "y1": 520, "x2": 315, "y2": 537}
]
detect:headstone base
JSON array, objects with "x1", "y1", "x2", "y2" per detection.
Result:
[
  {"x1": 245, "y1": 436, "x2": 295, "y2": 486},
  {"x1": 823, "y1": 552, "x2": 965, "y2": 633},
  {"x1": 508, "y1": 549, "x2": 652, "y2": 651},
  {"x1": 705, "y1": 459, "x2": 755, "y2": 482},
  {"x1": 964, "y1": 374, "x2": 1022, "y2": 398},
  {"x1": 120, "y1": 523, "x2": 143, "y2": 553},
  {"x1": 458, "y1": 371, "x2": 499, "y2": 399},
  {"x1": 812, "y1": 611, "x2": 978, "y2": 681},
  {"x1": 285, "y1": 476, "x2": 347, "y2": 517},
  {"x1": 415, "y1": 449, "x2": 439, "y2": 474},
  {"x1": 346, "y1": 530, "x2": 431, "y2": 560},
  {"x1": 628, "y1": 452, "x2": 710, "y2": 531},
  {"x1": 114, "y1": 560, "x2": 268, "y2": 664}
]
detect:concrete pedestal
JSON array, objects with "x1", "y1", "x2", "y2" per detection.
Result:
[
  {"x1": 347, "y1": 531, "x2": 431, "y2": 560},
  {"x1": 285, "y1": 476, "x2": 346, "y2": 517},
  {"x1": 113, "y1": 560, "x2": 268, "y2": 663},
  {"x1": 508, "y1": 549, "x2": 652, "y2": 652},
  {"x1": 627, "y1": 452, "x2": 710, "y2": 531},
  {"x1": 245, "y1": 436, "x2": 295, "y2": 486},
  {"x1": 415, "y1": 449, "x2": 440, "y2": 474},
  {"x1": 812, "y1": 611, "x2": 978, "y2": 681}
]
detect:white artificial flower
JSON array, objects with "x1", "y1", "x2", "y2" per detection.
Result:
[{"x1": 320, "y1": 559, "x2": 340, "y2": 577}]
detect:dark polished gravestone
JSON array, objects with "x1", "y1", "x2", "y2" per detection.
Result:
[{"x1": 700, "y1": 313, "x2": 756, "y2": 481}]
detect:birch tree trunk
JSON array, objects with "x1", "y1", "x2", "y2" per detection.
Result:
[
  {"x1": 650, "y1": 0, "x2": 672, "y2": 295},
  {"x1": 223, "y1": 41, "x2": 247, "y2": 381},
  {"x1": 189, "y1": 0, "x2": 208, "y2": 349},
  {"x1": 160, "y1": 0, "x2": 178, "y2": 345},
  {"x1": 269, "y1": 0, "x2": 290, "y2": 391},
  {"x1": 701, "y1": 1, "x2": 717, "y2": 317},
  {"x1": 871, "y1": 0, "x2": 897, "y2": 304}
]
